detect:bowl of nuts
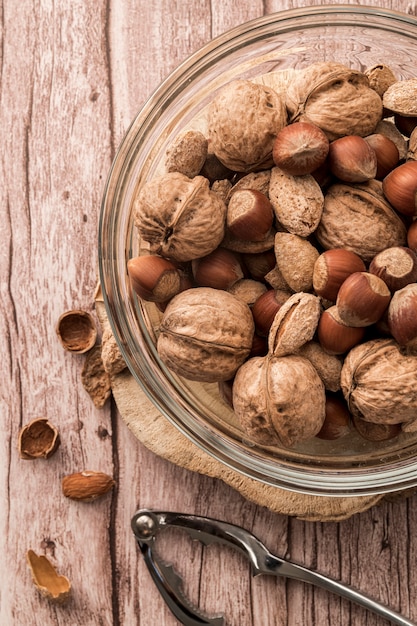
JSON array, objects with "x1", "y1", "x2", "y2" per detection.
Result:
[{"x1": 99, "y1": 5, "x2": 417, "y2": 496}]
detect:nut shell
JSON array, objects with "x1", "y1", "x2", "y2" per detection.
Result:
[
  {"x1": 232, "y1": 354, "x2": 325, "y2": 447},
  {"x1": 268, "y1": 292, "x2": 322, "y2": 357},
  {"x1": 18, "y1": 418, "x2": 60, "y2": 460},
  {"x1": 316, "y1": 180, "x2": 407, "y2": 262},
  {"x1": 208, "y1": 80, "x2": 287, "y2": 172},
  {"x1": 341, "y1": 338, "x2": 417, "y2": 425},
  {"x1": 56, "y1": 310, "x2": 97, "y2": 354},
  {"x1": 157, "y1": 287, "x2": 254, "y2": 382},
  {"x1": 274, "y1": 232, "x2": 319, "y2": 292},
  {"x1": 134, "y1": 172, "x2": 226, "y2": 262},
  {"x1": 285, "y1": 62, "x2": 383, "y2": 140},
  {"x1": 27, "y1": 550, "x2": 71, "y2": 604}
]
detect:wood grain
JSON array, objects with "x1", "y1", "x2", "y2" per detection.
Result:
[{"x1": 1, "y1": 1, "x2": 417, "y2": 625}]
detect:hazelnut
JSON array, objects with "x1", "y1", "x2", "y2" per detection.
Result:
[
  {"x1": 364, "y1": 133, "x2": 399, "y2": 179},
  {"x1": 192, "y1": 247, "x2": 244, "y2": 290},
  {"x1": 394, "y1": 114, "x2": 417, "y2": 137},
  {"x1": 56, "y1": 310, "x2": 97, "y2": 354},
  {"x1": 271, "y1": 121, "x2": 329, "y2": 175},
  {"x1": 369, "y1": 246, "x2": 417, "y2": 292},
  {"x1": 127, "y1": 254, "x2": 182, "y2": 302},
  {"x1": 328, "y1": 135, "x2": 377, "y2": 183},
  {"x1": 382, "y1": 161, "x2": 417, "y2": 217},
  {"x1": 313, "y1": 248, "x2": 366, "y2": 302},
  {"x1": 407, "y1": 220, "x2": 417, "y2": 252},
  {"x1": 317, "y1": 305, "x2": 366, "y2": 355},
  {"x1": 251, "y1": 288, "x2": 285, "y2": 337},
  {"x1": 352, "y1": 414, "x2": 401, "y2": 442},
  {"x1": 316, "y1": 394, "x2": 351, "y2": 440},
  {"x1": 226, "y1": 189, "x2": 274, "y2": 241},
  {"x1": 242, "y1": 250, "x2": 276, "y2": 281},
  {"x1": 336, "y1": 272, "x2": 391, "y2": 327},
  {"x1": 387, "y1": 283, "x2": 417, "y2": 350}
]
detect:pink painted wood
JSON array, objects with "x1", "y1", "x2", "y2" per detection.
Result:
[{"x1": 1, "y1": 1, "x2": 417, "y2": 624}]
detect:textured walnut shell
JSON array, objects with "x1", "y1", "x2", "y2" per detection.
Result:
[
  {"x1": 208, "y1": 80, "x2": 287, "y2": 172},
  {"x1": 56, "y1": 310, "x2": 97, "y2": 354},
  {"x1": 134, "y1": 172, "x2": 226, "y2": 262},
  {"x1": 285, "y1": 62, "x2": 382, "y2": 141},
  {"x1": 268, "y1": 292, "x2": 322, "y2": 357},
  {"x1": 274, "y1": 232, "x2": 320, "y2": 292},
  {"x1": 27, "y1": 550, "x2": 71, "y2": 604},
  {"x1": 232, "y1": 354, "x2": 326, "y2": 447},
  {"x1": 157, "y1": 287, "x2": 254, "y2": 382},
  {"x1": 316, "y1": 180, "x2": 407, "y2": 262},
  {"x1": 268, "y1": 167, "x2": 324, "y2": 237},
  {"x1": 341, "y1": 338, "x2": 417, "y2": 426},
  {"x1": 296, "y1": 341, "x2": 342, "y2": 392}
]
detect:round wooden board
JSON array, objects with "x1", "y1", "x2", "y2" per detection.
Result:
[{"x1": 95, "y1": 291, "x2": 388, "y2": 522}]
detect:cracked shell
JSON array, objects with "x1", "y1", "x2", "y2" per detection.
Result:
[
  {"x1": 157, "y1": 287, "x2": 254, "y2": 382},
  {"x1": 232, "y1": 354, "x2": 326, "y2": 448}
]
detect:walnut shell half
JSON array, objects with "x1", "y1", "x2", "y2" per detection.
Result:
[
  {"x1": 157, "y1": 287, "x2": 254, "y2": 382},
  {"x1": 341, "y1": 338, "x2": 417, "y2": 426},
  {"x1": 134, "y1": 172, "x2": 226, "y2": 262},
  {"x1": 232, "y1": 354, "x2": 326, "y2": 448}
]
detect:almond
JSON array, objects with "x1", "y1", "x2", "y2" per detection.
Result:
[{"x1": 61, "y1": 470, "x2": 115, "y2": 502}]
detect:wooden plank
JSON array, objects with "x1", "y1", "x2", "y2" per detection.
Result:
[{"x1": 2, "y1": 0, "x2": 417, "y2": 625}]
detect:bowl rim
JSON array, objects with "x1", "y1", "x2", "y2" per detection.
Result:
[{"x1": 99, "y1": 4, "x2": 417, "y2": 497}]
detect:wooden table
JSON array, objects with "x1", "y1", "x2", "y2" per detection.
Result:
[{"x1": 2, "y1": 1, "x2": 417, "y2": 624}]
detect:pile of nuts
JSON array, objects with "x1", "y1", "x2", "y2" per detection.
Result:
[{"x1": 128, "y1": 61, "x2": 417, "y2": 449}]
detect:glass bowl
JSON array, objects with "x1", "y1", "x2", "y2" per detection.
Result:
[{"x1": 99, "y1": 5, "x2": 417, "y2": 497}]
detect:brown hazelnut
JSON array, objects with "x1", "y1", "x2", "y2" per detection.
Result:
[
  {"x1": 387, "y1": 283, "x2": 417, "y2": 350},
  {"x1": 242, "y1": 250, "x2": 276, "y2": 281},
  {"x1": 56, "y1": 310, "x2": 97, "y2": 354},
  {"x1": 394, "y1": 114, "x2": 417, "y2": 137},
  {"x1": 364, "y1": 133, "x2": 399, "y2": 179},
  {"x1": 317, "y1": 305, "x2": 366, "y2": 355},
  {"x1": 192, "y1": 247, "x2": 244, "y2": 290},
  {"x1": 226, "y1": 189, "x2": 274, "y2": 241},
  {"x1": 336, "y1": 272, "x2": 391, "y2": 327},
  {"x1": 328, "y1": 135, "x2": 377, "y2": 183},
  {"x1": 316, "y1": 394, "x2": 351, "y2": 440},
  {"x1": 272, "y1": 121, "x2": 329, "y2": 175},
  {"x1": 382, "y1": 161, "x2": 417, "y2": 217},
  {"x1": 313, "y1": 248, "x2": 366, "y2": 302},
  {"x1": 352, "y1": 414, "x2": 401, "y2": 442},
  {"x1": 407, "y1": 220, "x2": 417, "y2": 252},
  {"x1": 369, "y1": 246, "x2": 417, "y2": 292},
  {"x1": 251, "y1": 289, "x2": 285, "y2": 337},
  {"x1": 18, "y1": 418, "x2": 60, "y2": 460},
  {"x1": 127, "y1": 254, "x2": 182, "y2": 302}
]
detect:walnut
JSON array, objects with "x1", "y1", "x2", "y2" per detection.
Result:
[
  {"x1": 165, "y1": 130, "x2": 208, "y2": 178},
  {"x1": 364, "y1": 64, "x2": 397, "y2": 97},
  {"x1": 341, "y1": 338, "x2": 417, "y2": 426},
  {"x1": 296, "y1": 341, "x2": 342, "y2": 392},
  {"x1": 383, "y1": 78, "x2": 417, "y2": 116},
  {"x1": 157, "y1": 287, "x2": 254, "y2": 382},
  {"x1": 27, "y1": 550, "x2": 71, "y2": 604},
  {"x1": 274, "y1": 232, "x2": 320, "y2": 292},
  {"x1": 316, "y1": 180, "x2": 407, "y2": 262},
  {"x1": 208, "y1": 80, "x2": 287, "y2": 172},
  {"x1": 285, "y1": 62, "x2": 383, "y2": 140},
  {"x1": 133, "y1": 172, "x2": 226, "y2": 262},
  {"x1": 232, "y1": 354, "x2": 325, "y2": 447},
  {"x1": 269, "y1": 166, "x2": 324, "y2": 237},
  {"x1": 211, "y1": 178, "x2": 232, "y2": 203}
]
